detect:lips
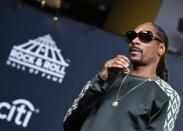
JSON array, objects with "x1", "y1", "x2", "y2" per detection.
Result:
[{"x1": 129, "y1": 47, "x2": 142, "y2": 53}]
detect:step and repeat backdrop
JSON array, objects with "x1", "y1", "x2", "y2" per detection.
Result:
[{"x1": 0, "y1": 0, "x2": 182, "y2": 131}]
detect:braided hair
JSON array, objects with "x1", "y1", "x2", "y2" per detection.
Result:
[{"x1": 152, "y1": 23, "x2": 169, "y2": 82}]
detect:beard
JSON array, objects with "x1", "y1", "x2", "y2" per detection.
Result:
[
  {"x1": 129, "y1": 45, "x2": 144, "y2": 66},
  {"x1": 130, "y1": 58, "x2": 143, "y2": 66},
  {"x1": 129, "y1": 52, "x2": 146, "y2": 67}
]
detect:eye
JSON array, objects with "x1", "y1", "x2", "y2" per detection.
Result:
[
  {"x1": 138, "y1": 31, "x2": 153, "y2": 43},
  {"x1": 125, "y1": 31, "x2": 137, "y2": 43}
]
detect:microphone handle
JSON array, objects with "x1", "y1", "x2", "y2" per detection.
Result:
[{"x1": 107, "y1": 67, "x2": 122, "y2": 84}]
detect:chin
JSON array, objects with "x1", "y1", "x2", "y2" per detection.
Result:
[{"x1": 130, "y1": 58, "x2": 142, "y2": 66}]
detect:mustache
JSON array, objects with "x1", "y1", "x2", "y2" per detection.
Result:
[{"x1": 129, "y1": 46, "x2": 143, "y2": 53}]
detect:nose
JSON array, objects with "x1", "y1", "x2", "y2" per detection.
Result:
[{"x1": 130, "y1": 36, "x2": 140, "y2": 46}]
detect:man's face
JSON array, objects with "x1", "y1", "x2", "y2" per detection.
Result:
[{"x1": 127, "y1": 23, "x2": 164, "y2": 66}]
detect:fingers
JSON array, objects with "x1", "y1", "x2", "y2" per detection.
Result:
[
  {"x1": 105, "y1": 55, "x2": 130, "y2": 69},
  {"x1": 116, "y1": 55, "x2": 130, "y2": 65},
  {"x1": 99, "y1": 55, "x2": 130, "y2": 80}
]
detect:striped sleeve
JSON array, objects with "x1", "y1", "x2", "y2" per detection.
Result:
[{"x1": 155, "y1": 79, "x2": 181, "y2": 131}]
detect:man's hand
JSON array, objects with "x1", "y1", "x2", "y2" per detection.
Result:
[{"x1": 99, "y1": 55, "x2": 130, "y2": 80}]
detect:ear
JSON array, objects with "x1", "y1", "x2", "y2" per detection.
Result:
[{"x1": 158, "y1": 43, "x2": 166, "y2": 56}]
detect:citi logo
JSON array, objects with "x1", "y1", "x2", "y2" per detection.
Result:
[
  {"x1": 6, "y1": 34, "x2": 70, "y2": 83},
  {"x1": 0, "y1": 99, "x2": 39, "y2": 128}
]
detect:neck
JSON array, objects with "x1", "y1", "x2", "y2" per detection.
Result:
[{"x1": 130, "y1": 64, "x2": 157, "y2": 78}]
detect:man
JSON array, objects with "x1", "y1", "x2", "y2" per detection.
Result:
[{"x1": 63, "y1": 22, "x2": 181, "y2": 131}]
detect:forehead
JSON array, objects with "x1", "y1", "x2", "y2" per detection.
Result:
[{"x1": 134, "y1": 23, "x2": 157, "y2": 33}]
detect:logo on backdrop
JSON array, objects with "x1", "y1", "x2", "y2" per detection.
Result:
[
  {"x1": 0, "y1": 99, "x2": 39, "y2": 128},
  {"x1": 6, "y1": 34, "x2": 69, "y2": 83}
]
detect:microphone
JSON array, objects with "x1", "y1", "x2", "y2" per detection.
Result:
[
  {"x1": 108, "y1": 67, "x2": 122, "y2": 77},
  {"x1": 107, "y1": 59, "x2": 130, "y2": 84}
]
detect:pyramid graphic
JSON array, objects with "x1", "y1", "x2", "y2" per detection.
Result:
[{"x1": 6, "y1": 34, "x2": 69, "y2": 83}]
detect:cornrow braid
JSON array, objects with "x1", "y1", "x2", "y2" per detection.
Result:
[
  {"x1": 153, "y1": 23, "x2": 169, "y2": 82},
  {"x1": 156, "y1": 55, "x2": 169, "y2": 82}
]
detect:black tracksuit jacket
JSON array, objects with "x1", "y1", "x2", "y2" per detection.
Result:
[{"x1": 63, "y1": 73, "x2": 180, "y2": 131}]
